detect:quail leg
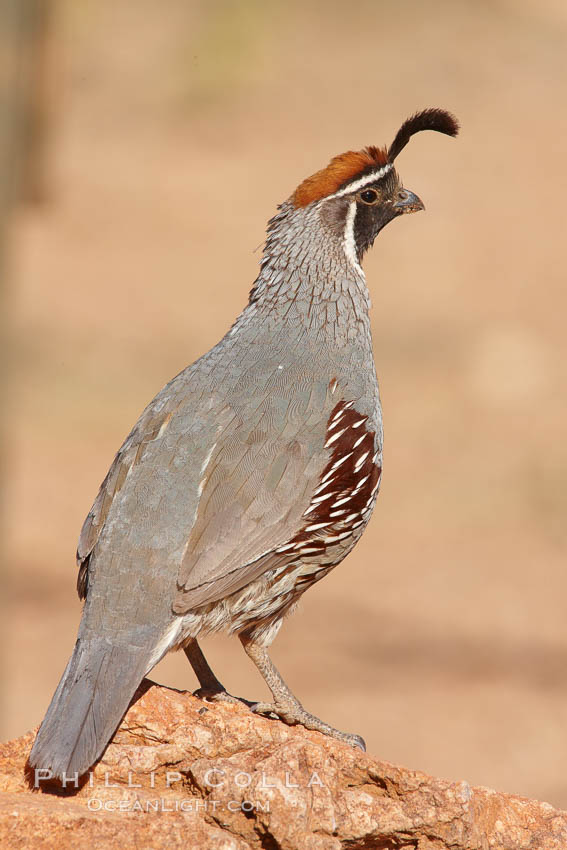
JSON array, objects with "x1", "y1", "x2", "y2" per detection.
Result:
[
  {"x1": 184, "y1": 638, "x2": 251, "y2": 706},
  {"x1": 239, "y1": 633, "x2": 366, "y2": 751}
]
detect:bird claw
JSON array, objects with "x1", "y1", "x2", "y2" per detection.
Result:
[
  {"x1": 250, "y1": 701, "x2": 281, "y2": 718},
  {"x1": 193, "y1": 687, "x2": 256, "y2": 708},
  {"x1": 351, "y1": 733, "x2": 366, "y2": 752},
  {"x1": 193, "y1": 687, "x2": 240, "y2": 705},
  {"x1": 250, "y1": 701, "x2": 366, "y2": 751}
]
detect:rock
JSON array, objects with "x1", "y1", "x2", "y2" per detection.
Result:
[{"x1": 1, "y1": 679, "x2": 566, "y2": 849}]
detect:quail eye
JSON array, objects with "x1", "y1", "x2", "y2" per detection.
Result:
[{"x1": 360, "y1": 188, "x2": 378, "y2": 204}]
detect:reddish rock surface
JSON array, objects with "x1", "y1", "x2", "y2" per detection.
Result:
[{"x1": 1, "y1": 680, "x2": 566, "y2": 849}]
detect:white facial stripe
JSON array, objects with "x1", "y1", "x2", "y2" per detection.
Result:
[
  {"x1": 327, "y1": 163, "x2": 393, "y2": 201},
  {"x1": 343, "y1": 200, "x2": 363, "y2": 277}
]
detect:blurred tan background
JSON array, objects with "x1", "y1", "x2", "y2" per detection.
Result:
[{"x1": 2, "y1": 0, "x2": 567, "y2": 809}]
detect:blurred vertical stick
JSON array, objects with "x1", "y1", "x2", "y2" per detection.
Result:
[
  {"x1": 0, "y1": 0, "x2": 53, "y2": 216},
  {"x1": 0, "y1": 0, "x2": 54, "y2": 724}
]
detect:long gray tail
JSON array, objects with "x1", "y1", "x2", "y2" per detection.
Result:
[{"x1": 29, "y1": 635, "x2": 153, "y2": 781}]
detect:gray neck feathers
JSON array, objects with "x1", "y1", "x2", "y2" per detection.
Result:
[{"x1": 234, "y1": 200, "x2": 372, "y2": 347}]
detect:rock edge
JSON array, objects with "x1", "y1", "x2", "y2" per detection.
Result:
[{"x1": 1, "y1": 680, "x2": 565, "y2": 849}]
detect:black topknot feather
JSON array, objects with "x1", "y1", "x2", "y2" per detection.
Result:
[{"x1": 388, "y1": 108, "x2": 459, "y2": 162}]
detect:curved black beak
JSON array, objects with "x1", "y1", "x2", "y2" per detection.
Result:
[{"x1": 393, "y1": 187, "x2": 425, "y2": 215}]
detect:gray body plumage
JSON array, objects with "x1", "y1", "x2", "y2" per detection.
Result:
[
  {"x1": 85, "y1": 198, "x2": 381, "y2": 624},
  {"x1": 30, "y1": 198, "x2": 381, "y2": 779},
  {"x1": 30, "y1": 109, "x2": 457, "y2": 780}
]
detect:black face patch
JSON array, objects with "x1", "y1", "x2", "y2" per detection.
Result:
[{"x1": 353, "y1": 172, "x2": 401, "y2": 258}]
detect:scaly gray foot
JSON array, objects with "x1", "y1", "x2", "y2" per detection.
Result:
[
  {"x1": 193, "y1": 686, "x2": 255, "y2": 708},
  {"x1": 251, "y1": 700, "x2": 366, "y2": 750}
]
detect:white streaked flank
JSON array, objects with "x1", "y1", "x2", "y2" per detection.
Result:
[
  {"x1": 324, "y1": 427, "x2": 347, "y2": 447},
  {"x1": 330, "y1": 452, "x2": 353, "y2": 472},
  {"x1": 311, "y1": 491, "x2": 334, "y2": 504},
  {"x1": 354, "y1": 451, "x2": 370, "y2": 472}
]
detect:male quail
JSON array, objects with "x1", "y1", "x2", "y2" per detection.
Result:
[{"x1": 30, "y1": 108, "x2": 458, "y2": 781}]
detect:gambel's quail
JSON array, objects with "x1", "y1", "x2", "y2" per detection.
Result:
[{"x1": 30, "y1": 108, "x2": 458, "y2": 781}]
